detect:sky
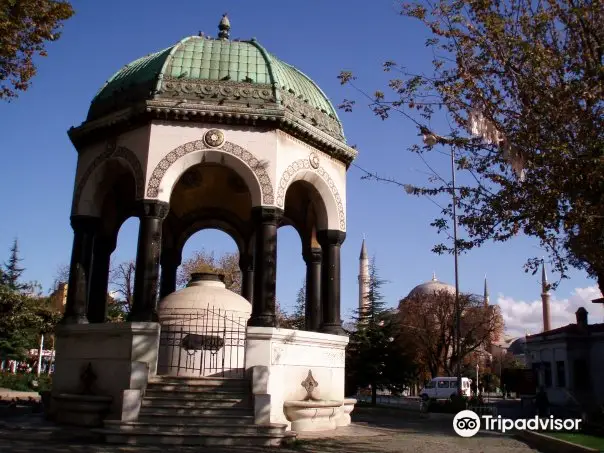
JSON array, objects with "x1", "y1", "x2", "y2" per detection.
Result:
[{"x1": 0, "y1": 0, "x2": 601, "y2": 335}]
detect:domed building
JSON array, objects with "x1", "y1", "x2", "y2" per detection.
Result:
[
  {"x1": 53, "y1": 15, "x2": 355, "y2": 441},
  {"x1": 407, "y1": 273, "x2": 456, "y2": 299}
]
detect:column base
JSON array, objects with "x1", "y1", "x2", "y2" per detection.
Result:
[
  {"x1": 247, "y1": 315, "x2": 277, "y2": 327},
  {"x1": 60, "y1": 315, "x2": 89, "y2": 325},
  {"x1": 127, "y1": 310, "x2": 159, "y2": 323},
  {"x1": 320, "y1": 323, "x2": 346, "y2": 336}
]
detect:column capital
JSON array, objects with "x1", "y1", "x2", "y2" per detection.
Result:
[
  {"x1": 317, "y1": 229, "x2": 346, "y2": 247},
  {"x1": 134, "y1": 200, "x2": 170, "y2": 219},
  {"x1": 303, "y1": 247, "x2": 322, "y2": 264},
  {"x1": 251, "y1": 206, "x2": 284, "y2": 225},
  {"x1": 70, "y1": 215, "x2": 101, "y2": 233}
]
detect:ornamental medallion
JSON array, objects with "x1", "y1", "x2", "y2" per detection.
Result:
[
  {"x1": 309, "y1": 152, "x2": 320, "y2": 169},
  {"x1": 203, "y1": 129, "x2": 225, "y2": 148}
]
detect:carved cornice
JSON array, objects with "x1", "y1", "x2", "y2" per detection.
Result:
[{"x1": 67, "y1": 81, "x2": 358, "y2": 167}]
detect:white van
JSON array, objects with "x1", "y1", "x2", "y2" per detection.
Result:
[{"x1": 419, "y1": 377, "x2": 472, "y2": 400}]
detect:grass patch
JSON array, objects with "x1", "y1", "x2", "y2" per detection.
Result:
[{"x1": 546, "y1": 432, "x2": 604, "y2": 450}]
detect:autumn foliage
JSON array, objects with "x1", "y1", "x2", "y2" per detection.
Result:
[
  {"x1": 339, "y1": 0, "x2": 604, "y2": 292},
  {"x1": 0, "y1": 0, "x2": 74, "y2": 99},
  {"x1": 398, "y1": 289, "x2": 503, "y2": 378}
]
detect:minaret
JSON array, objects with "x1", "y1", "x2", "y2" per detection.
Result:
[
  {"x1": 483, "y1": 275, "x2": 489, "y2": 307},
  {"x1": 358, "y1": 236, "x2": 370, "y2": 313},
  {"x1": 541, "y1": 260, "x2": 552, "y2": 332}
]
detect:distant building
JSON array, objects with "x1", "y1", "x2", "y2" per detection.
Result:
[
  {"x1": 49, "y1": 282, "x2": 68, "y2": 314},
  {"x1": 525, "y1": 307, "x2": 604, "y2": 408}
]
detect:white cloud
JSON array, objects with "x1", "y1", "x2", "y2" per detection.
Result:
[{"x1": 496, "y1": 285, "x2": 603, "y2": 337}]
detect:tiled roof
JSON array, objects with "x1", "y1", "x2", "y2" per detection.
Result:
[
  {"x1": 88, "y1": 36, "x2": 341, "y2": 132},
  {"x1": 527, "y1": 322, "x2": 604, "y2": 339}
]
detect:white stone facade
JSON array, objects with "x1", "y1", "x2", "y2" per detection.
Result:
[
  {"x1": 72, "y1": 123, "x2": 347, "y2": 232},
  {"x1": 245, "y1": 327, "x2": 349, "y2": 430}
]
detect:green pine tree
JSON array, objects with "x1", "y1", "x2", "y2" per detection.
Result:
[
  {"x1": 278, "y1": 279, "x2": 306, "y2": 329},
  {"x1": 346, "y1": 257, "x2": 417, "y2": 404},
  {"x1": 3, "y1": 239, "x2": 26, "y2": 292}
]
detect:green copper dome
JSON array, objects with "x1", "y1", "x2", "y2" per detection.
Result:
[{"x1": 87, "y1": 35, "x2": 345, "y2": 142}]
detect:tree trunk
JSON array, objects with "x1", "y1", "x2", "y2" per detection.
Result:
[{"x1": 371, "y1": 383, "x2": 377, "y2": 406}]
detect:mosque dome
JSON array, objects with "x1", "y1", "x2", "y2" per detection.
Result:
[
  {"x1": 507, "y1": 337, "x2": 526, "y2": 356},
  {"x1": 84, "y1": 15, "x2": 347, "y2": 151},
  {"x1": 407, "y1": 273, "x2": 456, "y2": 298}
]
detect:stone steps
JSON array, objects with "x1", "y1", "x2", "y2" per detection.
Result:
[
  {"x1": 145, "y1": 389, "x2": 250, "y2": 399},
  {"x1": 100, "y1": 376, "x2": 291, "y2": 446},
  {"x1": 99, "y1": 429, "x2": 288, "y2": 447},
  {"x1": 104, "y1": 420, "x2": 285, "y2": 435},
  {"x1": 138, "y1": 412, "x2": 254, "y2": 424},
  {"x1": 142, "y1": 396, "x2": 251, "y2": 409}
]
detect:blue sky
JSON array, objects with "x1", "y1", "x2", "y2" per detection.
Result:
[{"x1": 0, "y1": 0, "x2": 601, "y2": 332}]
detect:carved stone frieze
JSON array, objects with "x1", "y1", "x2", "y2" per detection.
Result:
[
  {"x1": 159, "y1": 77, "x2": 275, "y2": 102},
  {"x1": 276, "y1": 159, "x2": 346, "y2": 230},
  {"x1": 279, "y1": 91, "x2": 344, "y2": 142},
  {"x1": 155, "y1": 77, "x2": 345, "y2": 143},
  {"x1": 271, "y1": 343, "x2": 345, "y2": 368},
  {"x1": 146, "y1": 139, "x2": 274, "y2": 205},
  {"x1": 72, "y1": 145, "x2": 145, "y2": 214}
]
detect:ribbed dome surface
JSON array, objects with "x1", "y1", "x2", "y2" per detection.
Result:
[{"x1": 87, "y1": 35, "x2": 343, "y2": 141}]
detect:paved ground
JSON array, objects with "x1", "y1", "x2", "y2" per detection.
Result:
[{"x1": 0, "y1": 407, "x2": 540, "y2": 453}]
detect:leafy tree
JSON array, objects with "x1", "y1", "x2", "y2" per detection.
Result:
[
  {"x1": 399, "y1": 289, "x2": 504, "y2": 378},
  {"x1": 347, "y1": 257, "x2": 416, "y2": 404},
  {"x1": 51, "y1": 262, "x2": 70, "y2": 292},
  {"x1": 109, "y1": 260, "x2": 135, "y2": 311},
  {"x1": 0, "y1": 0, "x2": 74, "y2": 100},
  {"x1": 178, "y1": 249, "x2": 241, "y2": 293},
  {"x1": 339, "y1": 0, "x2": 604, "y2": 292},
  {"x1": 0, "y1": 286, "x2": 60, "y2": 361},
  {"x1": 279, "y1": 280, "x2": 306, "y2": 329}
]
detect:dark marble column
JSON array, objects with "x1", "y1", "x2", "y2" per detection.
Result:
[
  {"x1": 239, "y1": 252, "x2": 254, "y2": 303},
  {"x1": 248, "y1": 207, "x2": 282, "y2": 327},
  {"x1": 129, "y1": 200, "x2": 170, "y2": 322},
  {"x1": 87, "y1": 235, "x2": 115, "y2": 323},
  {"x1": 62, "y1": 215, "x2": 100, "y2": 324},
  {"x1": 159, "y1": 253, "x2": 180, "y2": 300},
  {"x1": 303, "y1": 247, "x2": 322, "y2": 332},
  {"x1": 317, "y1": 230, "x2": 346, "y2": 335}
]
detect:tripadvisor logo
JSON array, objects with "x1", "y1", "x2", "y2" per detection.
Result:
[{"x1": 453, "y1": 410, "x2": 582, "y2": 437}]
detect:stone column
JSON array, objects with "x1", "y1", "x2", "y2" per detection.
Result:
[
  {"x1": 303, "y1": 247, "x2": 322, "y2": 331},
  {"x1": 240, "y1": 252, "x2": 254, "y2": 303},
  {"x1": 248, "y1": 207, "x2": 282, "y2": 327},
  {"x1": 87, "y1": 235, "x2": 115, "y2": 323},
  {"x1": 62, "y1": 215, "x2": 100, "y2": 324},
  {"x1": 129, "y1": 200, "x2": 170, "y2": 322},
  {"x1": 317, "y1": 230, "x2": 346, "y2": 335},
  {"x1": 159, "y1": 253, "x2": 180, "y2": 300}
]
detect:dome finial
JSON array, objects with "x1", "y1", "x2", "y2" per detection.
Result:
[
  {"x1": 218, "y1": 13, "x2": 230, "y2": 40},
  {"x1": 432, "y1": 271, "x2": 437, "y2": 281}
]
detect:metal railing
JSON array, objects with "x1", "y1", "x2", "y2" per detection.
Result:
[{"x1": 157, "y1": 306, "x2": 247, "y2": 378}]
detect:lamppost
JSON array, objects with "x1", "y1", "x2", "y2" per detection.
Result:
[
  {"x1": 476, "y1": 363, "x2": 479, "y2": 397},
  {"x1": 451, "y1": 148, "x2": 462, "y2": 394}
]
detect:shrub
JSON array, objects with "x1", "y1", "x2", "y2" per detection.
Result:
[{"x1": 0, "y1": 372, "x2": 52, "y2": 392}]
